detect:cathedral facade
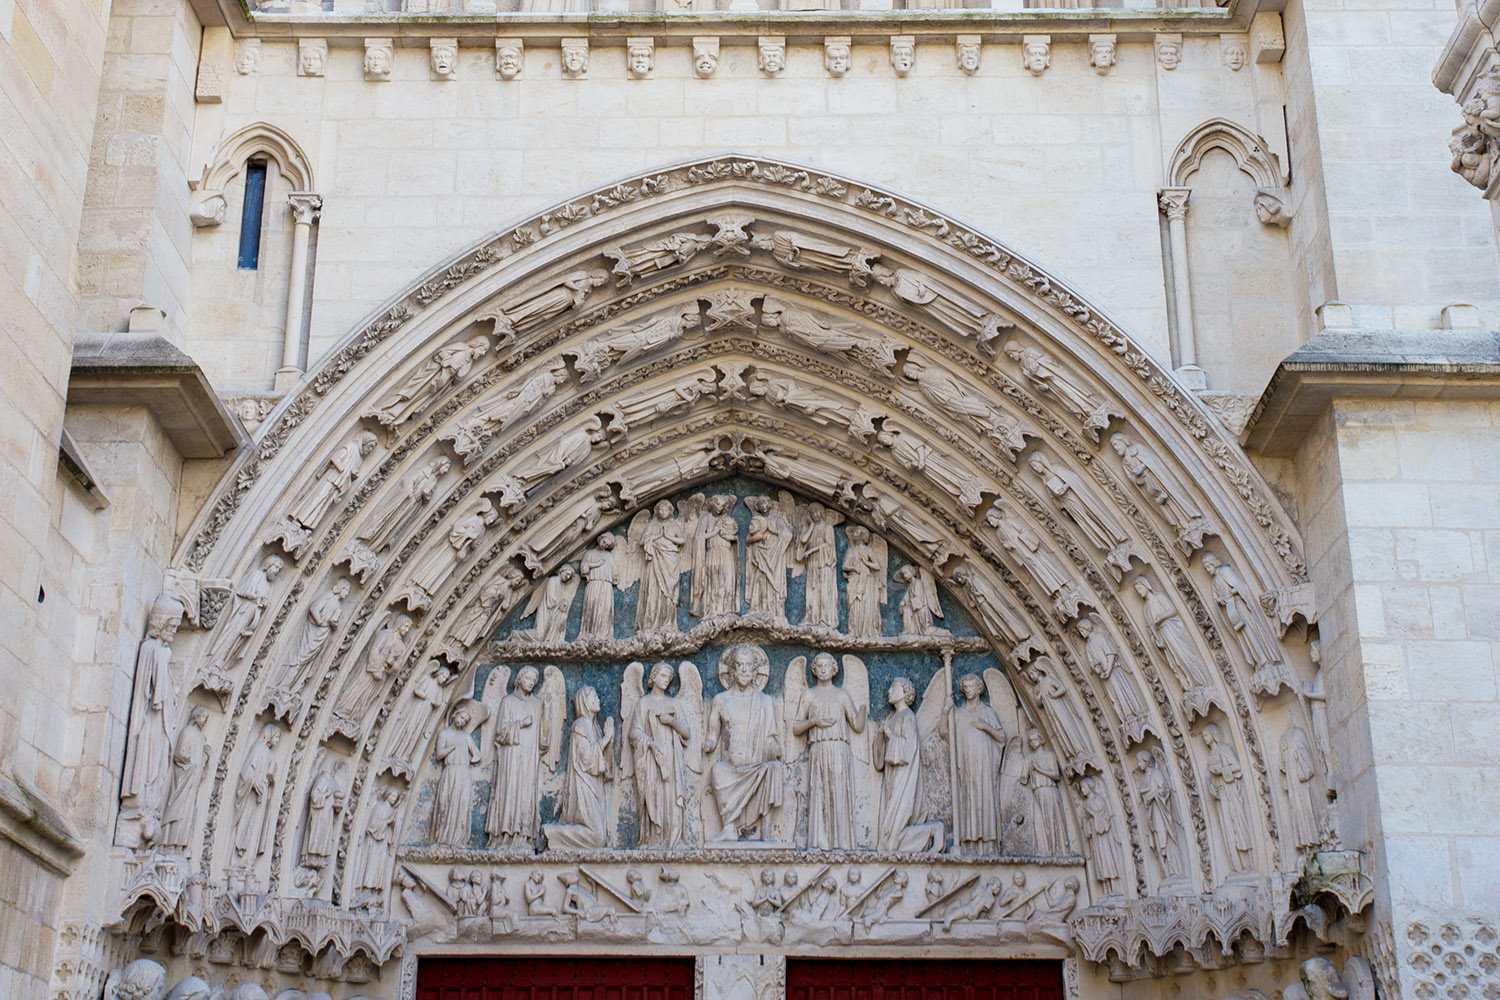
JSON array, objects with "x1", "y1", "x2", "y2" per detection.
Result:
[{"x1": 2, "y1": 0, "x2": 1498, "y2": 998}]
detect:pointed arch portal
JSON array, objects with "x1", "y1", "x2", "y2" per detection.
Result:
[{"x1": 116, "y1": 156, "x2": 1328, "y2": 992}]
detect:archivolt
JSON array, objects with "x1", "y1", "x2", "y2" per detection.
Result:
[{"x1": 163, "y1": 156, "x2": 1323, "y2": 961}]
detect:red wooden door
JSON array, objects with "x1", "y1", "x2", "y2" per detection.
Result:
[
  {"x1": 786, "y1": 960, "x2": 1064, "y2": 1000},
  {"x1": 416, "y1": 957, "x2": 697, "y2": 1000}
]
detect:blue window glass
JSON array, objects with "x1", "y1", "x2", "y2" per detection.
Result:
[{"x1": 238, "y1": 160, "x2": 268, "y2": 269}]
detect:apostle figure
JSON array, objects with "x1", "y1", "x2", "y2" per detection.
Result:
[
  {"x1": 690, "y1": 494, "x2": 740, "y2": 618},
  {"x1": 300, "y1": 756, "x2": 346, "y2": 873},
  {"x1": 842, "y1": 526, "x2": 887, "y2": 637},
  {"x1": 704, "y1": 644, "x2": 784, "y2": 841},
  {"x1": 744, "y1": 495, "x2": 792, "y2": 620},
  {"x1": 332, "y1": 613, "x2": 412, "y2": 731},
  {"x1": 204, "y1": 555, "x2": 284, "y2": 674},
  {"x1": 1020, "y1": 729, "x2": 1068, "y2": 856},
  {"x1": 628, "y1": 662, "x2": 695, "y2": 849},
  {"x1": 358, "y1": 786, "x2": 402, "y2": 903},
  {"x1": 1280, "y1": 725, "x2": 1324, "y2": 850},
  {"x1": 487, "y1": 666, "x2": 547, "y2": 849},
  {"x1": 797, "y1": 504, "x2": 839, "y2": 628},
  {"x1": 1202, "y1": 553, "x2": 1286, "y2": 672},
  {"x1": 123, "y1": 593, "x2": 187, "y2": 821},
  {"x1": 1078, "y1": 776, "x2": 1124, "y2": 896},
  {"x1": 577, "y1": 534, "x2": 618, "y2": 639},
  {"x1": 1134, "y1": 576, "x2": 1218, "y2": 715},
  {"x1": 289, "y1": 431, "x2": 379, "y2": 532},
  {"x1": 232, "y1": 723, "x2": 282, "y2": 866},
  {"x1": 873, "y1": 677, "x2": 943, "y2": 852},
  {"x1": 1135, "y1": 747, "x2": 1186, "y2": 878},
  {"x1": 948, "y1": 672, "x2": 1006, "y2": 855},
  {"x1": 368, "y1": 336, "x2": 489, "y2": 428},
  {"x1": 432, "y1": 703, "x2": 482, "y2": 847},
  {"x1": 542, "y1": 686, "x2": 614, "y2": 850},
  {"x1": 791, "y1": 652, "x2": 868, "y2": 849},
  {"x1": 1077, "y1": 615, "x2": 1150, "y2": 745},
  {"x1": 1202, "y1": 722, "x2": 1254, "y2": 872},
  {"x1": 636, "y1": 500, "x2": 686, "y2": 634},
  {"x1": 271, "y1": 578, "x2": 351, "y2": 692},
  {"x1": 159, "y1": 705, "x2": 209, "y2": 851},
  {"x1": 381, "y1": 660, "x2": 457, "y2": 779}
]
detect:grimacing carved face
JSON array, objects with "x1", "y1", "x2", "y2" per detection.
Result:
[
  {"x1": 827, "y1": 46, "x2": 850, "y2": 75},
  {"x1": 695, "y1": 52, "x2": 717, "y2": 76},
  {"x1": 433, "y1": 47, "x2": 456, "y2": 75},
  {"x1": 629, "y1": 48, "x2": 651, "y2": 75},
  {"x1": 958, "y1": 45, "x2": 979, "y2": 72},
  {"x1": 761, "y1": 47, "x2": 785, "y2": 74},
  {"x1": 498, "y1": 49, "x2": 521, "y2": 77},
  {"x1": 1159, "y1": 44, "x2": 1181, "y2": 68},
  {"x1": 892, "y1": 45, "x2": 913, "y2": 73}
]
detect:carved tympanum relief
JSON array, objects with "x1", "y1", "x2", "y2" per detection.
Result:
[{"x1": 132, "y1": 161, "x2": 1325, "y2": 990}]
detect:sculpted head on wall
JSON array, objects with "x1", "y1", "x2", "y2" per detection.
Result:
[
  {"x1": 693, "y1": 37, "x2": 719, "y2": 78},
  {"x1": 825, "y1": 37, "x2": 851, "y2": 78},
  {"x1": 759, "y1": 36, "x2": 786, "y2": 75},
  {"x1": 1022, "y1": 36, "x2": 1051, "y2": 76},
  {"x1": 430, "y1": 39, "x2": 458, "y2": 80},
  {"x1": 890, "y1": 36, "x2": 915, "y2": 77},
  {"x1": 496, "y1": 39, "x2": 523, "y2": 79},
  {"x1": 1221, "y1": 35, "x2": 1248, "y2": 71},
  {"x1": 297, "y1": 39, "x2": 328, "y2": 78},
  {"x1": 562, "y1": 38, "x2": 589, "y2": 78},
  {"x1": 956, "y1": 36, "x2": 980, "y2": 75},
  {"x1": 627, "y1": 39, "x2": 654, "y2": 79},
  {"x1": 1089, "y1": 34, "x2": 1116, "y2": 75},
  {"x1": 364, "y1": 39, "x2": 393, "y2": 80},
  {"x1": 234, "y1": 39, "x2": 261, "y2": 75}
]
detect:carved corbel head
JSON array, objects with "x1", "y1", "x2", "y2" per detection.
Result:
[
  {"x1": 693, "y1": 37, "x2": 719, "y2": 78},
  {"x1": 1022, "y1": 35, "x2": 1050, "y2": 77},
  {"x1": 1221, "y1": 34, "x2": 1248, "y2": 71},
  {"x1": 1253, "y1": 187, "x2": 1293, "y2": 227},
  {"x1": 626, "y1": 38, "x2": 655, "y2": 79},
  {"x1": 889, "y1": 35, "x2": 915, "y2": 77},
  {"x1": 758, "y1": 35, "x2": 786, "y2": 76},
  {"x1": 955, "y1": 35, "x2": 981, "y2": 76},
  {"x1": 297, "y1": 38, "x2": 328, "y2": 78},
  {"x1": 1155, "y1": 33, "x2": 1182, "y2": 71},
  {"x1": 364, "y1": 38, "x2": 393, "y2": 80},
  {"x1": 1089, "y1": 34, "x2": 1116, "y2": 75},
  {"x1": 430, "y1": 38, "x2": 458, "y2": 80},
  {"x1": 561, "y1": 38, "x2": 589, "y2": 79},
  {"x1": 824, "y1": 36, "x2": 851, "y2": 78},
  {"x1": 496, "y1": 38, "x2": 524, "y2": 80},
  {"x1": 234, "y1": 39, "x2": 261, "y2": 75}
]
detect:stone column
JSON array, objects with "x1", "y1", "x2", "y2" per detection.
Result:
[
  {"x1": 697, "y1": 956, "x2": 785, "y2": 1000},
  {"x1": 279, "y1": 192, "x2": 323, "y2": 390},
  {"x1": 1157, "y1": 187, "x2": 1205, "y2": 390}
]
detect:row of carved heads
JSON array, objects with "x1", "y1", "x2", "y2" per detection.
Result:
[{"x1": 235, "y1": 33, "x2": 1254, "y2": 82}]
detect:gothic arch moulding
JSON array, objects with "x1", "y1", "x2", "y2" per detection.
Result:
[
  {"x1": 1168, "y1": 117, "x2": 1285, "y2": 191},
  {"x1": 115, "y1": 155, "x2": 1332, "y2": 995},
  {"x1": 197, "y1": 121, "x2": 315, "y2": 192}
]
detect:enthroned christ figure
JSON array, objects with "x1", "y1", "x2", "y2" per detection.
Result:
[{"x1": 704, "y1": 643, "x2": 784, "y2": 841}]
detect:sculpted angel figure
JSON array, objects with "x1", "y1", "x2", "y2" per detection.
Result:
[
  {"x1": 1076, "y1": 615, "x2": 1151, "y2": 745},
  {"x1": 380, "y1": 660, "x2": 457, "y2": 779},
  {"x1": 947, "y1": 671, "x2": 1008, "y2": 855},
  {"x1": 287, "y1": 431, "x2": 380, "y2": 532},
  {"x1": 900, "y1": 358, "x2": 1030, "y2": 461},
  {"x1": 1110, "y1": 433, "x2": 1210, "y2": 553},
  {"x1": 1028, "y1": 451, "x2": 1137, "y2": 580},
  {"x1": 447, "y1": 361, "x2": 569, "y2": 460},
  {"x1": 159, "y1": 705, "x2": 209, "y2": 851},
  {"x1": 873, "y1": 677, "x2": 945, "y2": 852},
  {"x1": 894, "y1": 565, "x2": 944, "y2": 637},
  {"x1": 743, "y1": 494, "x2": 793, "y2": 620},
  {"x1": 704, "y1": 644, "x2": 784, "y2": 841},
  {"x1": 367, "y1": 336, "x2": 489, "y2": 428},
  {"x1": 623, "y1": 660, "x2": 702, "y2": 848},
  {"x1": 1135, "y1": 747, "x2": 1186, "y2": 877},
  {"x1": 431, "y1": 702, "x2": 484, "y2": 847},
  {"x1": 794, "y1": 503, "x2": 840, "y2": 629},
  {"x1": 482, "y1": 268, "x2": 609, "y2": 345},
  {"x1": 577, "y1": 534, "x2": 618, "y2": 640},
  {"x1": 1003, "y1": 341, "x2": 1121, "y2": 442},
  {"x1": 842, "y1": 526, "x2": 887, "y2": 638},
  {"x1": 1202, "y1": 722, "x2": 1254, "y2": 871},
  {"x1": 541, "y1": 685, "x2": 614, "y2": 850},
  {"x1": 1133, "y1": 576, "x2": 1219, "y2": 716},
  {"x1": 484, "y1": 665, "x2": 565, "y2": 849},
  {"x1": 787, "y1": 652, "x2": 869, "y2": 850},
  {"x1": 627, "y1": 500, "x2": 687, "y2": 634},
  {"x1": 122, "y1": 594, "x2": 186, "y2": 819},
  {"x1": 232, "y1": 723, "x2": 281, "y2": 866},
  {"x1": 515, "y1": 564, "x2": 579, "y2": 644},
  {"x1": 604, "y1": 234, "x2": 712, "y2": 285},
  {"x1": 203, "y1": 555, "x2": 284, "y2": 675},
  {"x1": 394, "y1": 499, "x2": 499, "y2": 612},
  {"x1": 690, "y1": 495, "x2": 740, "y2": 619},
  {"x1": 760, "y1": 296, "x2": 899, "y2": 377},
  {"x1": 571, "y1": 305, "x2": 701, "y2": 380}
]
